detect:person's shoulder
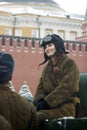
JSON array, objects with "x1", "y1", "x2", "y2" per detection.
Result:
[
  {"x1": 65, "y1": 56, "x2": 79, "y2": 69},
  {"x1": 65, "y1": 56, "x2": 75, "y2": 63},
  {"x1": 11, "y1": 90, "x2": 30, "y2": 105},
  {"x1": 0, "y1": 115, "x2": 12, "y2": 130}
]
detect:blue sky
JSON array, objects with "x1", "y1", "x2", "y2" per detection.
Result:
[{"x1": 54, "y1": 0, "x2": 87, "y2": 15}]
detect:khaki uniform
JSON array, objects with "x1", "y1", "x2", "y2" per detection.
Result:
[
  {"x1": 0, "y1": 83, "x2": 37, "y2": 130},
  {"x1": 34, "y1": 55, "x2": 80, "y2": 122}
]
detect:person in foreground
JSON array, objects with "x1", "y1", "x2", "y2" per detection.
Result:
[
  {"x1": 34, "y1": 34, "x2": 80, "y2": 129},
  {"x1": 0, "y1": 115, "x2": 12, "y2": 130},
  {"x1": 0, "y1": 51, "x2": 37, "y2": 130}
]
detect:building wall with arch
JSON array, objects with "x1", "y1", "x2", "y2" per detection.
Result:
[
  {"x1": 0, "y1": 12, "x2": 82, "y2": 41},
  {"x1": 0, "y1": 36, "x2": 87, "y2": 95}
]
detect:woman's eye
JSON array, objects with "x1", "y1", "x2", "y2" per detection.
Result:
[
  {"x1": 49, "y1": 44, "x2": 52, "y2": 46},
  {"x1": 49, "y1": 43, "x2": 53, "y2": 47},
  {"x1": 44, "y1": 43, "x2": 53, "y2": 49}
]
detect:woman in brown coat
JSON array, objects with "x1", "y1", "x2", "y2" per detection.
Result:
[{"x1": 34, "y1": 34, "x2": 80, "y2": 130}]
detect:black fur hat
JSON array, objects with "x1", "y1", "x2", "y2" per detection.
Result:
[
  {"x1": 0, "y1": 52, "x2": 15, "y2": 81},
  {"x1": 39, "y1": 34, "x2": 69, "y2": 66},
  {"x1": 41, "y1": 34, "x2": 68, "y2": 54}
]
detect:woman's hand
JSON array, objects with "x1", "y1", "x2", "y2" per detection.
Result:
[{"x1": 37, "y1": 99, "x2": 50, "y2": 110}]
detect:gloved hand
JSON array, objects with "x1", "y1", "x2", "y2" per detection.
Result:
[{"x1": 37, "y1": 99, "x2": 50, "y2": 111}]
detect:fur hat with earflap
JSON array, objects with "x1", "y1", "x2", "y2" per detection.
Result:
[
  {"x1": 0, "y1": 51, "x2": 15, "y2": 82},
  {"x1": 39, "y1": 34, "x2": 69, "y2": 67}
]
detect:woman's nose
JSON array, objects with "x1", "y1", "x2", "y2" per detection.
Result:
[{"x1": 45, "y1": 45, "x2": 49, "y2": 49}]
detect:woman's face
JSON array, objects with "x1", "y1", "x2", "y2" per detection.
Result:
[{"x1": 44, "y1": 43, "x2": 56, "y2": 57}]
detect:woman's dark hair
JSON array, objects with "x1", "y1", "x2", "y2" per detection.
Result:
[{"x1": 38, "y1": 53, "x2": 50, "y2": 68}]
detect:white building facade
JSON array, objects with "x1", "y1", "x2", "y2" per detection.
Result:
[{"x1": 0, "y1": 0, "x2": 84, "y2": 40}]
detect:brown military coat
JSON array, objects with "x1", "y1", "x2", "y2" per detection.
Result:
[
  {"x1": 34, "y1": 54, "x2": 80, "y2": 119},
  {"x1": 0, "y1": 83, "x2": 37, "y2": 130}
]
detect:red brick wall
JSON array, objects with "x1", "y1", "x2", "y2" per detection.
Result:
[{"x1": 0, "y1": 37, "x2": 87, "y2": 95}]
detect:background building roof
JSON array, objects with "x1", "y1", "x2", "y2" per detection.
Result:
[
  {"x1": 0, "y1": 0, "x2": 60, "y2": 8},
  {"x1": 0, "y1": 0, "x2": 84, "y2": 20}
]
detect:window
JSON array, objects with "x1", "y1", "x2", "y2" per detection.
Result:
[
  {"x1": 70, "y1": 32, "x2": 77, "y2": 40},
  {"x1": 45, "y1": 29, "x2": 52, "y2": 35},
  {"x1": 45, "y1": 31, "x2": 52, "y2": 35},
  {"x1": 58, "y1": 30, "x2": 65, "y2": 39},
  {"x1": 5, "y1": 28, "x2": 12, "y2": 35},
  {"x1": 32, "y1": 30, "x2": 38, "y2": 38},
  {"x1": 15, "y1": 29, "x2": 22, "y2": 36}
]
